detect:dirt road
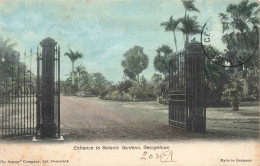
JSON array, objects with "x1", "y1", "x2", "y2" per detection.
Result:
[
  {"x1": 60, "y1": 96, "x2": 194, "y2": 141},
  {"x1": 60, "y1": 96, "x2": 259, "y2": 142}
]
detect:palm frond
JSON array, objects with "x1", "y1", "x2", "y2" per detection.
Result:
[
  {"x1": 182, "y1": 0, "x2": 200, "y2": 13},
  {"x1": 178, "y1": 15, "x2": 201, "y2": 35}
]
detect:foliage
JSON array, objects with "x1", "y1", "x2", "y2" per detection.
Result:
[
  {"x1": 108, "y1": 90, "x2": 135, "y2": 101},
  {"x1": 150, "y1": 73, "x2": 163, "y2": 84},
  {"x1": 129, "y1": 83, "x2": 156, "y2": 100},
  {"x1": 161, "y1": 17, "x2": 180, "y2": 51},
  {"x1": 153, "y1": 45, "x2": 173, "y2": 78},
  {"x1": 219, "y1": 0, "x2": 259, "y2": 70},
  {"x1": 243, "y1": 69, "x2": 259, "y2": 101},
  {"x1": 64, "y1": 49, "x2": 84, "y2": 65},
  {"x1": 160, "y1": 0, "x2": 200, "y2": 49},
  {"x1": 219, "y1": 0, "x2": 259, "y2": 33},
  {"x1": 60, "y1": 64, "x2": 109, "y2": 97},
  {"x1": 118, "y1": 80, "x2": 132, "y2": 93},
  {"x1": 222, "y1": 86, "x2": 242, "y2": 110},
  {"x1": 90, "y1": 72, "x2": 107, "y2": 94},
  {"x1": 64, "y1": 49, "x2": 84, "y2": 85},
  {"x1": 61, "y1": 80, "x2": 78, "y2": 96},
  {"x1": 100, "y1": 79, "x2": 158, "y2": 102},
  {"x1": 121, "y1": 46, "x2": 149, "y2": 83},
  {"x1": 182, "y1": 0, "x2": 200, "y2": 17},
  {"x1": 0, "y1": 37, "x2": 35, "y2": 100},
  {"x1": 181, "y1": 0, "x2": 200, "y2": 46},
  {"x1": 205, "y1": 56, "x2": 227, "y2": 90},
  {"x1": 222, "y1": 73, "x2": 245, "y2": 109},
  {"x1": 178, "y1": 15, "x2": 201, "y2": 46}
]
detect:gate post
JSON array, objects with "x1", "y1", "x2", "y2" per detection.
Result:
[
  {"x1": 185, "y1": 41, "x2": 206, "y2": 133},
  {"x1": 39, "y1": 37, "x2": 57, "y2": 138}
]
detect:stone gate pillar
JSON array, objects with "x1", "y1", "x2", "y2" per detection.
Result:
[
  {"x1": 185, "y1": 41, "x2": 206, "y2": 133},
  {"x1": 39, "y1": 37, "x2": 57, "y2": 138}
]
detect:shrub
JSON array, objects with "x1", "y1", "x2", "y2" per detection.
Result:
[
  {"x1": 118, "y1": 80, "x2": 132, "y2": 93},
  {"x1": 222, "y1": 73, "x2": 245, "y2": 110},
  {"x1": 129, "y1": 84, "x2": 156, "y2": 100},
  {"x1": 121, "y1": 92, "x2": 134, "y2": 101},
  {"x1": 99, "y1": 81, "x2": 157, "y2": 102}
]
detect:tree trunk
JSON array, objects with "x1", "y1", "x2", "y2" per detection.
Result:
[
  {"x1": 185, "y1": 35, "x2": 189, "y2": 47},
  {"x1": 72, "y1": 61, "x2": 75, "y2": 85},
  {"x1": 0, "y1": 61, "x2": 2, "y2": 84},
  {"x1": 173, "y1": 31, "x2": 178, "y2": 51},
  {"x1": 182, "y1": 33, "x2": 185, "y2": 47}
]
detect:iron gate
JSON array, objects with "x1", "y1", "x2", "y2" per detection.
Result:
[
  {"x1": 0, "y1": 38, "x2": 61, "y2": 138},
  {"x1": 169, "y1": 41, "x2": 206, "y2": 133},
  {"x1": 0, "y1": 50, "x2": 36, "y2": 137}
]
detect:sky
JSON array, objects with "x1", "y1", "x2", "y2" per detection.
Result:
[{"x1": 0, "y1": 0, "x2": 254, "y2": 83}]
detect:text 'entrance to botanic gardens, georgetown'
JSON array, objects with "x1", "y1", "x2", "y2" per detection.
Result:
[
  {"x1": 168, "y1": 41, "x2": 206, "y2": 133},
  {"x1": 0, "y1": 37, "x2": 61, "y2": 140}
]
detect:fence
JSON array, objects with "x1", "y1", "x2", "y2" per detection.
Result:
[{"x1": 0, "y1": 50, "x2": 36, "y2": 137}]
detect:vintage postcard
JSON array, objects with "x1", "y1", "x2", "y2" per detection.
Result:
[{"x1": 0, "y1": 0, "x2": 259, "y2": 165}]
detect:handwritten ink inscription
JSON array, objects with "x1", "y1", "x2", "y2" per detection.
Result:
[{"x1": 140, "y1": 150, "x2": 176, "y2": 163}]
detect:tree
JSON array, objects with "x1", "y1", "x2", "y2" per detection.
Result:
[
  {"x1": 161, "y1": 16, "x2": 180, "y2": 51},
  {"x1": 121, "y1": 46, "x2": 149, "y2": 83},
  {"x1": 180, "y1": 0, "x2": 200, "y2": 46},
  {"x1": 219, "y1": 0, "x2": 259, "y2": 34},
  {"x1": 151, "y1": 73, "x2": 163, "y2": 84},
  {"x1": 153, "y1": 45, "x2": 173, "y2": 79},
  {"x1": 90, "y1": 72, "x2": 108, "y2": 95},
  {"x1": 219, "y1": 0, "x2": 259, "y2": 70},
  {"x1": 75, "y1": 65, "x2": 87, "y2": 78},
  {"x1": 74, "y1": 65, "x2": 88, "y2": 90},
  {"x1": 0, "y1": 37, "x2": 16, "y2": 83},
  {"x1": 64, "y1": 49, "x2": 84, "y2": 85},
  {"x1": 178, "y1": 15, "x2": 201, "y2": 46}
]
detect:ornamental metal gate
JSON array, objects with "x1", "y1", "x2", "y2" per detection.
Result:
[
  {"x1": 169, "y1": 41, "x2": 206, "y2": 133},
  {"x1": 0, "y1": 50, "x2": 36, "y2": 137},
  {"x1": 0, "y1": 37, "x2": 61, "y2": 138}
]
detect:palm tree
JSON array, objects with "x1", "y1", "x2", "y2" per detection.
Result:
[
  {"x1": 161, "y1": 16, "x2": 180, "y2": 51},
  {"x1": 178, "y1": 15, "x2": 201, "y2": 46},
  {"x1": 180, "y1": 0, "x2": 200, "y2": 46},
  {"x1": 219, "y1": 0, "x2": 259, "y2": 70},
  {"x1": 64, "y1": 49, "x2": 84, "y2": 85},
  {"x1": 182, "y1": 0, "x2": 200, "y2": 18},
  {"x1": 153, "y1": 45, "x2": 173, "y2": 79},
  {"x1": 219, "y1": 0, "x2": 259, "y2": 34}
]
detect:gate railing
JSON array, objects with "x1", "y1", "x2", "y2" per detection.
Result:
[
  {"x1": 1, "y1": 38, "x2": 61, "y2": 139},
  {"x1": 0, "y1": 50, "x2": 37, "y2": 137},
  {"x1": 169, "y1": 41, "x2": 206, "y2": 133}
]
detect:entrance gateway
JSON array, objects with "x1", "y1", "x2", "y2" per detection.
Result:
[
  {"x1": 168, "y1": 41, "x2": 206, "y2": 133},
  {"x1": 0, "y1": 37, "x2": 62, "y2": 140},
  {"x1": 0, "y1": 38, "x2": 206, "y2": 140}
]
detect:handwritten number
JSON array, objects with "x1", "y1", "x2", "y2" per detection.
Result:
[
  {"x1": 141, "y1": 150, "x2": 175, "y2": 163},
  {"x1": 141, "y1": 151, "x2": 147, "y2": 160},
  {"x1": 149, "y1": 154, "x2": 153, "y2": 159},
  {"x1": 160, "y1": 150, "x2": 174, "y2": 163}
]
